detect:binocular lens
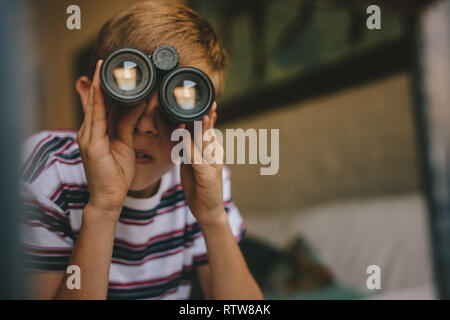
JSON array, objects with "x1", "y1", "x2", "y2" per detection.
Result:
[
  {"x1": 112, "y1": 61, "x2": 142, "y2": 91},
  {"x1": 100, "y1": 45, "x2": 215, "y2": 123},
  {"x1": 101, "y1": 48, "x2": 156, "y2": 105},
  {"x1": 172, "y1": 80, "x2": 201, "y2": 110},
  {"x1": 160, "y1": 67, "x2": 214, "y2": 123}
]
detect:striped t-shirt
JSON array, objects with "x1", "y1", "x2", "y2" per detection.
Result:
[{"x1": 18, "y1": 130, "x2": 245, "y2": 300}]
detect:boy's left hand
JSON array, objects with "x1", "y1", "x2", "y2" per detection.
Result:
[{"x1": 179, "y1": 102, "x2": 227, "y2": 227}]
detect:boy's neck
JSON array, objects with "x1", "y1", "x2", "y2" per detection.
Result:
[{"x1": 127, "y1": 179, "x2": 161, "y2": 199}]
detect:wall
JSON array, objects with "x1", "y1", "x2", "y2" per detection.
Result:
[
  {"x1": 218, "y1": 72, "x2": 421, "y2": 216},
  {"x1": 29, "y1": 0, "x2": 181, "y2": 131}
]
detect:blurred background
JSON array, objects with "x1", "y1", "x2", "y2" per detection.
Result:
[{"x1": 2, "y1": 0, "x2": 450, "y2": 299}]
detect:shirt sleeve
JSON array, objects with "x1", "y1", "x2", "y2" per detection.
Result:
[
  {"x1": 18, "y1": 132, "x2": 75, "y2": 272},
  {"x1": 189, "y1": 166, "x2": 246, "y2": 266}
]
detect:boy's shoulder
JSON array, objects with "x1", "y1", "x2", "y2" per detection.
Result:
[
  {"x1": 20, "y1": 129, "x2": 82, "y2": 186},
  {"x1": 21, "y1": 129, "x2": 79, "y2": 159}
]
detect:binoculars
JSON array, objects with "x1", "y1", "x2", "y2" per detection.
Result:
[{"x1": 100, "y1": 44, "x2": 215, "y2": 123}]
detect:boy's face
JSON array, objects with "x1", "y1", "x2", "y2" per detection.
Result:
[{"x1": 103, "y1": 89, "x2": 181, "y2": 195}]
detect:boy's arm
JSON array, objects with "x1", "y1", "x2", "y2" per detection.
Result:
[
  {"x1": 53, "y1": 204, "x2": 121, "y2": 299},
  {"x1": 180, "y1": 105, "x2": 262, "y2": 300},
  {"x1": 27, "y1": 204, "x2": 121, "y2": 299},
  {"x1": 196, "y1": 212, "x2": 262, "y2": 300},
  {"x1": 27, "y1": 60, "x2": 146, "y2": 300}
]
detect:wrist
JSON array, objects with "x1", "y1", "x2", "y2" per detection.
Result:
[
  {"x1": 88, "y1": 196, "x2": 124, "y2": 214},
  {"x1": 83, "y1": 202, "x2": 123, "y2": 226},
  {"x1": 197, "y1": 208, "x2": 228, "y2": 232}
]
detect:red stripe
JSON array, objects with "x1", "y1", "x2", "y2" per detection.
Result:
[
  {"x1": 113, "y1": 221, "x2": 200, "y2": 250},
  {"x1": 26, "y1": 221, "x2": 70, "y2": 239},
  {"x1": 236, "y1": 221, "x2": 245, "y2": 242},
  {"x1": 114, "y1": 228, "x2": 185, "y2": 250},
  {"x1": 161, "y1": 183, "x2": 182, "y2": 197},
  {"x1": 34, "y1": 140, "x2": 81, "y2": 179},
  {"x1": 154, "y1": 287, "x2": 179, "y2": 300},
  {"x1": 156, "y1": 202, "x2": 187, "y2": 216},
  {"x1": 119, "y1": 218, "x2": 155, "y2": 226},
  {"x1": 22, "y1": 133, "x2": 53, "y2": 172},
  {"x1": 36, "y1": 159, "x2": 83, "y2": 178},
  {"x1": 193, "y1": 252, "x2": 208, "y2": 262},
  {"x1": 24, "y1": 199, "x2": 69, "y2": 222},
  {"x1": 48, "y1": 129, "x2": 79, "y2": 132},
  {"x1": 68, "y1": 204, "x2": 87, "y2": 209},
  {"x1": 109, "y1": 265, "x2": 193, "y2": 289}
]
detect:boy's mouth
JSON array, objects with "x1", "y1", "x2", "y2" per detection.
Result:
[{"x1": 135, "y1": 149, "x2": 154, "y2": 164}]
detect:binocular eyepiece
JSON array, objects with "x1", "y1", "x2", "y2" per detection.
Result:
[{"x1": 100, "y1": 44, "x2": 215, "y2": 123}]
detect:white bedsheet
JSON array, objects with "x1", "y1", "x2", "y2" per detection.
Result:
[{"x1": 243, "y1": 193, "x2": 435, "y2": 297}]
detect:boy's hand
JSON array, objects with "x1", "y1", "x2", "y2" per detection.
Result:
[
  {"x1": 179, "y1": 103, "x2": 227, "y2": 227},
  {"x1": 77, "y1": 60, "x2": 145, "y2": 217}
]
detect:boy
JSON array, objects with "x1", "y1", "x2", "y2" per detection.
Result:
[{"x1": 19, "y1": 1, "x2": 262, "y2": 300}]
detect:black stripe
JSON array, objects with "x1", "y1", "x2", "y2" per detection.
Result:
[
  {"x1": 21, "y1": 253, "x2": 70, "y2": 271},
  {"x1": 112, "y1": 223, "x2": 201, "y2": 262},
  {"x1": 120, "y1": 190, "x2": 186, "y2": 221},
  {"x1": 21, "y1": 204, "x2": 75, "y2": 240},
  {"x1": 107, "y1": 268, "x2": 192, "y2": 300},
  {"x1": 22, "y1": 136, "x2": 68, "y2": 180},
  {"x1": 54, "y1": 188, "x2": 89, "y2": 212},
  {"x1": 224, "y1": 200, "x2": 235, "y2": 213},
  {"x1": 55, "y1": 148, "x2": 81, "y2": 161},
  {"x1": 22, "y1": 136, "x2": 74, "y2": 183},
  {"x1": 52, "y1": 188, "x2": 185, "y2": 220}
]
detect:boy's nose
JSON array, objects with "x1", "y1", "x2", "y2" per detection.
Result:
[{"x1": 134, "y1": 99, "x2": 159, "y2": 135}]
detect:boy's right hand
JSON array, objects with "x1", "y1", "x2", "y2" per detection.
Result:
[{"x1": 77, "y1": 60, "x2": 145, "y2": 217}]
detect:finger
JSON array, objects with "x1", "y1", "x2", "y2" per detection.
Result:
[
  {"x1": 201, "y1": 110, "x2": 222, "y2": 165},
  {"x1": 90, "y1": 60, "x2": 107, "y2": 141},
  {"x1": 197, "y1": 103, "x2": 217, "y2": 163},
  {"x1": 212, "y1": 111, "x2": 217, "y2": 126},
  {"x1": 78, "y1": 116, "x2": 85, "y2": 141},
  {"x1": 207, "y1": 112, "x2": 214, "y2": 131},
  {"x1": 192, "y1": 116, "x2": 205, "y2": 154},
  {"x1": 210, "y1": 101, "x2": 217, "y2": 115},
  {"x1": 115, "y1": 103, "x2": 146, "y2": 148},
  {"x1": 198, "y1": 115, "x2": 209, "y2": 155},
  {"x1": 82, "y1": 85, "x2": 95, "y2": 141},
  {"x1": 183, "y1": 127, "x2": 203, "y2": 166},
  {"x1": 204, "y1": 107, "x2": 216, "y2": 148},
  {"x1": 210, "y1": 102, "x2": 218, "y2": 127},
  {"x1": 202, "y1": 114, "x2": 214, "y2": 154},
  {"x1": 106, "y1": 104, "x2": 119, "y2": 140},
  {"x1": 204, "y1": 122, "x2": 223, "y2": 165}
]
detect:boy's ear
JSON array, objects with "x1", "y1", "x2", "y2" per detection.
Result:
[{"x1": 75, "y1": 76, "x2": 92, "y2": 113}]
